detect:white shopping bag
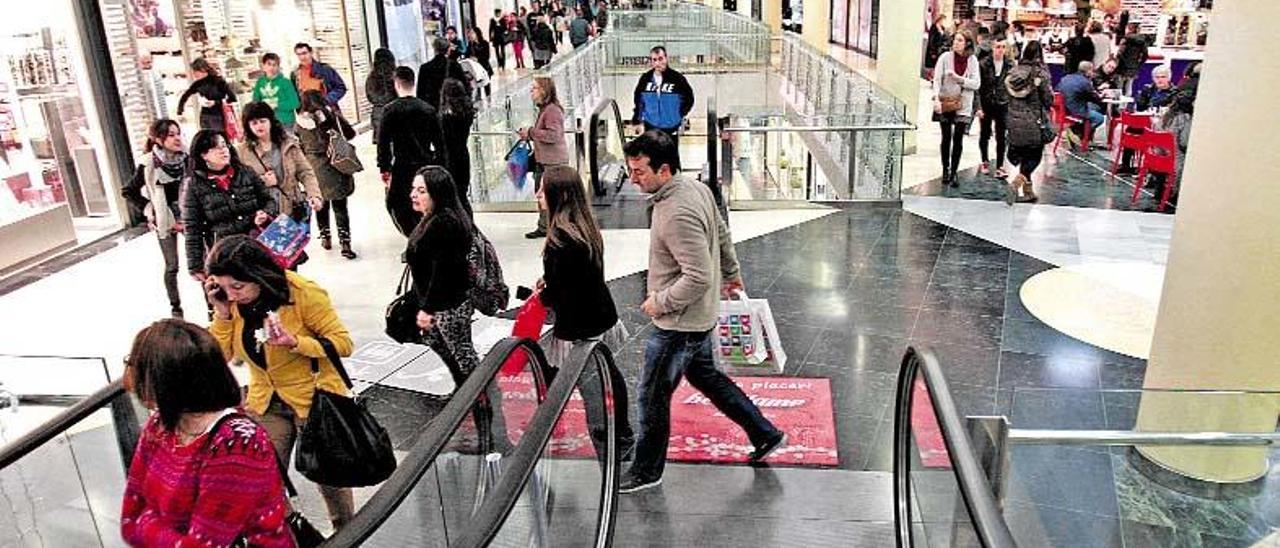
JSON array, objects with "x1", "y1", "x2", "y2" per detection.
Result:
[{"x1": 716, "y1": 291, "x2": 786, "y2": 375}]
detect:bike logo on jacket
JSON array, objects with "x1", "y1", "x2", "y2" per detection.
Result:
[{"x1": 644, "y1": 82, "x2": 677, "y2": 94}]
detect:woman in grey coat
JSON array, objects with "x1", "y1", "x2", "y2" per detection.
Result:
[
  {"x1": 932, "y1": 32, "x2": 981, "y2": 187},
  {"x1": 366, "y1": 48, "x2": 397, "y2": 145},
  {"x1": 295, "y1": 90, "x2": 357, "y2": 258}
]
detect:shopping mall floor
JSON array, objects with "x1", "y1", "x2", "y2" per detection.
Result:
[{"x1": 2, "y1": 102, "x2": 1277, "y2": 546}]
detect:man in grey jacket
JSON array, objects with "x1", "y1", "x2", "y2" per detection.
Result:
[{"x1": 620, "y1": 131, "x2": 785, "y2": 494}]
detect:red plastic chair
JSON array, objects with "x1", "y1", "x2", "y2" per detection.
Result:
[
  {"x1": 1110, "y1": 112, "x2": 1153, "y2": 176},
  {"x1": 1131, "y1": 130, "x2": 1178, "y2": 211},
  {"x1": 1052, "y1": 93, "x2": 1090, "y2": 154}
]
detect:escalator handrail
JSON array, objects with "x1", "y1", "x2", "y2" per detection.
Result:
[
  {"x1": 322, "y1": 337, "x2": 551, "y2": 547},
  {"x1": 0, "y1": 378, "x2": 125, "y2": 469},
  {"x1": 588, "y1": 97, "x2": 630, "y2": 197},
  {"x1": 454, "y1": 341, "x2": 619, "y2": 548},
  {"x1": 893, "y1": 347, "x2": 1016, "y2": 548}
]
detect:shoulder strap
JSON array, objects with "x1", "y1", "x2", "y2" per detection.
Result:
[{"x1": 309, "y1": 336, "x2": 355, "y2": 390}]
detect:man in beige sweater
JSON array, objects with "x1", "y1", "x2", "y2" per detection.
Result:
[{"x1": 620, "y1": 130, "x2": 785, "y2": 494}]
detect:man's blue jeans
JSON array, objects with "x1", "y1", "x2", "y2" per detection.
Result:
[{"x1": 628, "y1": 327, "x2": 782, "y2": 480}]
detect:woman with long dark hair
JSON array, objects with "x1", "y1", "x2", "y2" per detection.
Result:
[
  {"x1": 1003, "y1": 40, "x2": 1053, "y2": 203},
  {"x1": 176, "y1": 58, "x2": 236, "y2": 131},
  {"x1": 183, "y1": 130, "x2": 277, "y2": 283},
  {"x1": 130, "y1": 119, "x2": 189, "y2": 317},
  {"x1": 366, "y1": 48, "x2": 397, "y2": 144},
  {"x1": 237, "y1": 101, "x2": 323, "y2": 225},
  {"x1": 406, "y1": 167, "x2": 479, "y2": 387},
  {"x1": 931, "y1": 31, "x2": 980, "y2": 187},
  {"x1": 295, "y1": 90, "x2": 357, "y2": 258},
  {"x1": 439, "y1": 78, "x2": 477, "y2": 217},
  {"x1": 203, "y1": 235, "x2": 355, "y2": 530},
  {"x1": 536, "y1": 165, "x2": 634, "y2": 459},
  {"x1": 121, "y1": 319, "x2": 292, "y2": 547}
]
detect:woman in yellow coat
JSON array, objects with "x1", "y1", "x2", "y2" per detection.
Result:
[{"x1": 202, "y1": 234, "x2": 355, "y2": 529}]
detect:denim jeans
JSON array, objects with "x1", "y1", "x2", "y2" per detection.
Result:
[{"x1": 629, "y1": 327, "x2": 781, "y2": 480}]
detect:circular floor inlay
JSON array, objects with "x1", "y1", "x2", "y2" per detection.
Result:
[{"x1": 1019, "y1": 263, "x2": 1165, "y2": 359}]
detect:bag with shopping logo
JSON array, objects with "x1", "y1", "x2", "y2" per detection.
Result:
[
  {"x1": 715, "y1": 291, "x2": 787, "y2": 375},
  {"x1": 255, "y1": 212, "x2": 311, "y2": 269}
]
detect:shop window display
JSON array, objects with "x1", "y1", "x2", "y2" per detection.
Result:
[
  {"x1": 0, "y1": 1, "x2": 127, "y2": 272},
  {"x1": 160, "y1": 0, "x2": 372, "y2": 128}
]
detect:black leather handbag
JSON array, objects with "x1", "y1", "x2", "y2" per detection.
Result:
[
  {"x1": 384, "y1": 265, "x2": 420, "y2": 343},
  {"x1": 294, "y1": 337, "x2": 397, "y2": 488}
]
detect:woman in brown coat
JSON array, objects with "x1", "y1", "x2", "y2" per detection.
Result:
[
  {"x1": 518, "y1": 76, "x2": 569, "y2": 239},
  {"x1": 237, "y1": 101, "x2": 323, "y2": 222}
]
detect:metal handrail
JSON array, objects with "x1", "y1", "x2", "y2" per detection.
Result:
[
  {"x1": 721, "y1": 124, "x2": 915, "y2": 133},
  {"x1": 893, "y1": 347, "x2": 1016, "y2": 548},
  {"x1": 322, "y1": 337, "x2": 550, "y2": 547},
  {"x1": 454, "y1": 341, "x2": 620, "y2": 548},
  {"x1": 588, "y1": 97, "x2": 630, "y2": 197},
  {"x1": 0, "y1": 378, "x2": 126, "y2": 469},
  {"x1": 1007, "y1": 429, "x2": 1280, "y2": 446}
]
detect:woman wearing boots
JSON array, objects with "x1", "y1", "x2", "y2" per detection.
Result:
[
  {"x1": 1003, "y1": 41, "x2": 1053, "y2": 203},
  {"x1": 932, "y1": 31, "x2": 980, "y2": 187},
  {"x1": 237, "y1": 101, "x2": 323, "y2": 225},
  {"x1": 296, "y1": 91, "x2": 357, "y2": 259}
]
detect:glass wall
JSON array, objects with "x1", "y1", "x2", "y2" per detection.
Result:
[{"x1": 829, "y1": 0, "x2": 879, "y2": 57}]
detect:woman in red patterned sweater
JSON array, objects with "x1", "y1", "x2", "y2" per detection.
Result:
[{"x1": 121, "y1": 319, "x2": 295, "y2": 547}]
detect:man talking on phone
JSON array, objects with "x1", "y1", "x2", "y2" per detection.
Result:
[{"x1": 618, "y1": 130, "x2": 785, "y2": 494}]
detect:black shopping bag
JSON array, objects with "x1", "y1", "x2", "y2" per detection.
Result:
[{"x1": 295, "y1": 338, "x2": 396, "y2": 488}]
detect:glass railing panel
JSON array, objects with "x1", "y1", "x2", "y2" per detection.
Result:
[
  {"x1": 357, "y1": 344, "x2": 544, "y2": 547},
  {"x1": 998, "y1": 387, "x2": 1280, "y2": 547},
  {"x1": 906, "y1": 364, "x2": 983, "y2": 548},
  {"x1": 0, "y1": 386, "x2": 141, "y2": 548},
  {"x1": 482, "y1": 346, "x2": 618, "y2": 547}
]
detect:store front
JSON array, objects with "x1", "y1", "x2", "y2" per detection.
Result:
[
  {"x1": 0, "y1": 0, "x2": 138, "y2": 273},
  {"x1": 157, "y1": 0, "x2": 375, "y2": 128},
  {"x1": 829, "y1": 0, "x2": 880, "y2": 57}
]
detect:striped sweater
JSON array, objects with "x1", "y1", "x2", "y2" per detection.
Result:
[{"x1": 121, "y1": 412, "x2": 295, "y2": 547}]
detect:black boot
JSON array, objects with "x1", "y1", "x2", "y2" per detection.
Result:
[
  {"x1": 340, "y1": 239, "x2": 357, "y2": 260},
  {"x1": 319, "y1": 229, "x2": 332, "y2": 250}
]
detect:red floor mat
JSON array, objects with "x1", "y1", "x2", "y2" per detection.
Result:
[{"x1": 496, "y1": 373, "x2": 838, "y2": 466}]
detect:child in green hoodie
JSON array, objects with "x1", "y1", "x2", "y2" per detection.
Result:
[{"x1": 251, "y1": 53, "x2": 301, "y2": 130}]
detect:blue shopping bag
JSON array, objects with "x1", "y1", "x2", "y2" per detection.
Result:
[
  {"x1": 256, "y1": 212, "x2": 311, "y2": 269},
  {"x1": 506, "y1": 140, "x2": 533, "y2": 190}
]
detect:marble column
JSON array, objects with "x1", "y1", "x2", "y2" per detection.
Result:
[
  {"x1": 875, "y1": 0, "x2": 925, "y2": 153},
  {"x1": 762, "y1": 0, "x2": 783, "y2": 32},
  {"x1": 1135, "y1": 1, "x2": 1280, "y2": 483}
]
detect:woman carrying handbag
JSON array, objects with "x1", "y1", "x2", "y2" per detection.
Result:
[
  {"x1": 238, "y1": 101, "x2": 324, "y2": 226},
  {"x1": 296, "y1": 91, "x2": 357, "y2": 259},
  {"x1": 932, "y1": 31, "x2": 980, "y2": 187},
  {"x1": 518, "y1": 77, "x2": 569, "y2": 239},
  {"x1": 204, "y1": 235, "x2": 357, "y2": 531}
]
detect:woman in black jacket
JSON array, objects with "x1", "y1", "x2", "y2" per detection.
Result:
[
  {"x1": 176, "y1": 58, "x2": 236, "y2": 132},
  {"x1": 183, "y1": 130, "x2": 278, "y2": 281},
  {"x1": 439, "y1": 79, "x2": 476, "y2": 217},
  {"x1": 407, "y1": 167, "x2": 479, "y2": 387},
  {"x1": 1003, "y1": 42, "x2": 1054, "y2": 203},
  {"x1": 366, "y1": 48, "x2": 398, "y2": 145},
  {"x1": 536, "y1": 165, "x2": 633, "y2": 459}
]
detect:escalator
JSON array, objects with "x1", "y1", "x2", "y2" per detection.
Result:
[{"x1": 0, "y1": 339, "x2": 622, "y2": 547}]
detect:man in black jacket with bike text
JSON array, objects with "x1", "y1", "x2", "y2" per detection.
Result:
[
  {"x1": 631, "y1": 46, "x2": 695, "y2": 137},
  {"x1": 380, "y1": 66, "x2": 447, "y2": 236}
]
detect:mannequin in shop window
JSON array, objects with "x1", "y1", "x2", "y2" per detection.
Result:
[{"x1": 176, "y1": 58, "x2": 236, "y2": 132}]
